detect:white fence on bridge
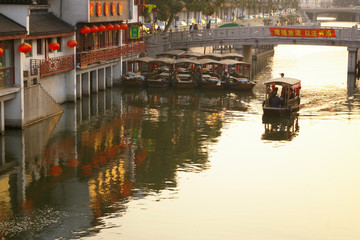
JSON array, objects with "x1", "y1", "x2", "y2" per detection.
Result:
[{"x1": 146, "y1": 25, "x2": 360, "y2": 49}]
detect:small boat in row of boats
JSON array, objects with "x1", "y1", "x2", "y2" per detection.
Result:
[{"x1": 122, "y1": 51, "x2": 255, "y2": 91}]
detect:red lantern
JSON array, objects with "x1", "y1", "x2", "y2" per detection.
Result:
[
  {"x1": 18, "y1": 42, "x2": 32, "y2": 54},
  {"x1": 120, "y1": 23, "x2": 128, "y2": 30},
  {"x1": 0, "y1": 48, "x2": 3, "y2": 57},
  {"x1": 80, "y1": 26, "x2": 90, "y2": 34},
  {"x1": 98, "y1": 24, "x2": 106, "y2": 32},
  {"x1": 49, "y1": 42, "x2": 60, "y2": 51},
  {"x1": 67, "y1": 39, "x2": 78, "y2": 48},
  {"x1": 106, "y1": 24, "x2": 114, "y2": 31},
  {"x1": 113, "y1": 24, "x2": 121, "y2": 31},
  {"x1": 142, "y1": 4, "x2": 146, "y2": 8},
  {"x1": 90, "y1": 25, "x2": 99, "y2": 33}
]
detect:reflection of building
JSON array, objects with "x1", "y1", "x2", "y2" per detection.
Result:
[
  {"x1": 262, "y1": 113, "x2": 300, "y2": 141},
  {"x1": 0, "y1": 0, "x2": 146, "y2": 134}
]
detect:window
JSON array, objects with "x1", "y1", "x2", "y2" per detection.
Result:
[
  {"x1": 57, "y1": 37, "x2": 62, "y2": 52},
  {"x1": 25, "y1": 40, "x2": 32, "y2": 58},
  {"x1": 37, "y1": 39, "x2": 43, "y2": 55},
  {"x1": 47, "y1": 38, "x2": 53, "y2": 54}
]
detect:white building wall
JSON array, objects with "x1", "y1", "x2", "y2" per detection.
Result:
[
  {"x1": 4, "y1": 39, "x2": 25, "y2": 127},
  {"x1": 49, "y1": 0, "x2": 89, "y2": 26},
  {"x1": 39, "y1": 72, "x2": 68, "y2": 103},
  {"x1": 0, "y1": 5, "x2": 28, "y2": 27}
]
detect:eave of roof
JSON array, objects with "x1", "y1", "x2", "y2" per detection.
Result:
[
  {"x1": 0, "y1": 13, "x2": 27, "y2": 38},
  {"x1": 29, "y1": 10, "x2": 74, "y2": 36}
]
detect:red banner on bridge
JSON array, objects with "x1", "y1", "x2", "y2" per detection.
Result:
[{"x1": 269, "y1": 28, "x2": 336, "y2": 38}]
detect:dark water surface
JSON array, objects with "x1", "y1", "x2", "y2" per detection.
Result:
[{"x1": 1, "y1": 43, "x2": 360, "y2": 239}]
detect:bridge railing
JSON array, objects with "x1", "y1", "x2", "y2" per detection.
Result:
[{"x1": 146, "y1": 25, "x2": 360, "y2": 46}]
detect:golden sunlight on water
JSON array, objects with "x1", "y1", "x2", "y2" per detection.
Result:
[{"x1": 83, "y1": 40, "x2": 360, "y2": 240}]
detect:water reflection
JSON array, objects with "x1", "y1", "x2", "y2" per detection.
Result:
[
  {"x1": 261, "y1": 113, "x2": 299, "y2": 141},
  {"x1": 0, "y1": 87, "x2": 258, "y2": 239}
]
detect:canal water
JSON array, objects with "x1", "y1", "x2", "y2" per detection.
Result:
[{"x1": 1, "y1": 25, "x2": 360, "y2": 240}]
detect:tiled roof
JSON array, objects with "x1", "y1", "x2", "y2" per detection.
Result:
[
  {"x1": 0, "y1": 0, "x2": 48, "y2": 4},
  {"x1": 29, "y1": 10, "x2": 75, "y2": 36},
  {"x1": 0, "y1": 13, "x2": 27, "y2": 37}
]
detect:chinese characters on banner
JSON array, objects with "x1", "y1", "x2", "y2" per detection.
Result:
[{"x1": 269, "y1": 28, "x2": 336, "y2": 38}]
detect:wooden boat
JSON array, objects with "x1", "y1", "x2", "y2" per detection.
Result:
[
  {"x1": 146, "y1": 58, "x2": 175, "y2": 88},
  {"x1": 262, "y1": 77, "x2": 301, "y2": 115},
  {"x1": 173, "y1": 58, "x2": 197, "y2": 89},
  {"x1": 195, "y1": 58, "x2": 226, "y2": 90},
  {"x1": 220, "y1": 59, "x2": 255, "y2": 91},
  {"x1": 123, "y1": 57, "x2": 155, "y2": 87}
]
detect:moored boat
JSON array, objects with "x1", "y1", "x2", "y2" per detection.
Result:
[
  {"x1": 147, "y1": 58, "x2": 175, "y2": 88},
  {"x1": 173, "y1": 58, "x2": 197, "y2": 89},
  {"x1": 220, "y1": 59, "x2": 255, "y2": 91},
  {"x1": 195, "y1": 58, "x2": 226, "y2": 90},
  {"x1": 123, "y1": 57, "x2": 155, "y2": 87}
]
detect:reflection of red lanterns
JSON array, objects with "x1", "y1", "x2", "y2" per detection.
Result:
[
  {"x1": 98, "y1": 24, "x2": 106, "y2": 32},
  {"x1": 18, "y1": 42, "x2": 32, "y2": 54},
  {"x1": 113, "y1": 24, "x2": 121, "y2": 31},
  {"x1": 106, "y1": 24, "x2": 114, "y2": 31},
  {"x1": 90, "y1": 25, "x2": 99, "y2": 33},
  {"x1": 49, "y1": 42, "x2": 60, "y2": 51},
  {"x1": 120, "y1": 23, "x2": 128, "y2": 30},
  {"x1": 80, "y1": 26, "x2": 90, "y2": 34},
  {"x1": 67, "y1": 39, "x2": 78, "y2": 48},
  {"x1": 49, "y1": 165, "x2": 63, "y2": 177},
  {"x1": 68, "y1": 158, "x2": 79, "y2": 167},
  {"x1": 0, "y1": 48, "x2": 3, "y2": 56}
]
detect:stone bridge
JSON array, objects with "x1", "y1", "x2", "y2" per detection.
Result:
[{"x1": 145, "y1": 25, "x2": 360, "y2": 73}]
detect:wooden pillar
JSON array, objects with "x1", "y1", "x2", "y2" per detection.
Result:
[
  {"x1": 91, "y1": 70, "x2": 99, "y2": 93},
  {"x1": 106, "y1": 66, "x2": 113, "y2": 88},
  {"x1": 82, "y1": 72, "x2": 91, "y2": 96},
  {"x1": 348, "y1": 47, "x2": 357, "y2": 73},
  {"x1": 98, "y1": 68, "x2": 106, "y2": 90},
  {"x1": 0, "y1": 101, "x2": 4, "y2": 135},
  {"x1": 76, "y1": 73, "x2": 82, "y2": 99}
]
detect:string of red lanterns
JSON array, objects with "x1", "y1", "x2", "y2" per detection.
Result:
[
  {"x1": 90, "y1": 25, "x2": 99, "y2": 33},
  {"x1": 80, "y1": 23, "x2": 127, "y2": 34}
]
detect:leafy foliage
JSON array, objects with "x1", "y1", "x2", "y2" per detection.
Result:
[{"x1": 333, "y1": 0, "x2": 359, "y2": 7}]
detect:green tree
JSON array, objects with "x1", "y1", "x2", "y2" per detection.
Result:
[
  {"x1": 333, "y1": 0, "x2": 358, "y2": 7},
  {"x1": 146, "y1": 0, "x2": 185, "y2": 32},
  {"x1": 184, "y1": 0, "x2": 225, "y2": 19}
]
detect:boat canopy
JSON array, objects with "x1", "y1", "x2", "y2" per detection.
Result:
[
  {"x1": 150, "y1": 57, "x2": 176, "y2": 65},
  {"x1": 156, "y1": 50, "x2": 186, "y2": 57},
  {"x1": 219, "y1": 59, "x2": 249, "y2": 66},
  {"x1": 221, "y1": 52, "x2": 244, "y2": 59},
  {"x1": 264, "y1": 77, "x2": 301, "y2": 86},
  {"x1": 180, "y1": 51, "x2": 204, "y2": 58},
  {"x1": 129, "y1": 56, "x2": 156, "y2": 63},
  {"x1": 175, "y1": 58, "x2": 198, "y2": 65},
  {"x1": 200, "y1": 53, "x2": 223, "y2": 60},
  {"x1": 196, "y1": 58, "x2": 221, "y2": 65}
]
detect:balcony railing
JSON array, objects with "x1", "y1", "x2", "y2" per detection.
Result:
[
  {"x1": 30, "y1": 54, "x2": 75, "y2": 78},
  {"x1": 78, "y1": 42, "x2": 146, "y2": 69}
]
